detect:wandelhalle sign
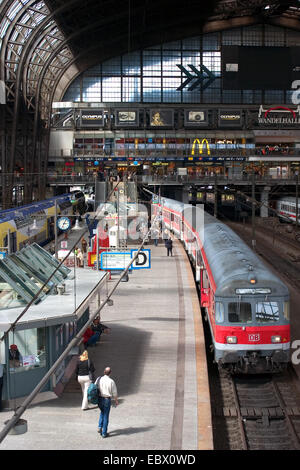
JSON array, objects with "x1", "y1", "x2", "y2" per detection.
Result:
[{"x1": 258, "y1": 105, "x2": 300, "y2": 125}]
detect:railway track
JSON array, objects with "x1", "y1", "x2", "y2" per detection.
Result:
[
  {"x1": 211, "y1": 367, "x2": 300, "y2": 450},
  {"x1": 226, "y1": 221, "x2": 300, "y2": 291},
  {"x1": 188, "y1": 225, "x2": 300, "y2": 450},
  {"x1": 227, "y1": 220, "x2": 300, "y2": 254}
]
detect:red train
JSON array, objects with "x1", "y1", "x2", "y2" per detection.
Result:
[{"x1": 153, "y1": 197, "x2": 290, "y2": 374}]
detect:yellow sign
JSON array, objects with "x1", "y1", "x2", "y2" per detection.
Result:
[{"x1": 191, "y1": 138, "x2": 211, "y2": 156}]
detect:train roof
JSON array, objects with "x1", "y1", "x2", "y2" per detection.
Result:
[
  {"x1": 161, "y1": 197, "x2": 289, "y2": 298},
  {"x1": 0, "y1": 194, "x2": 71, "y2": 224}
]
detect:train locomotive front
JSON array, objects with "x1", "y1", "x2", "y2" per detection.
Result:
[{"x1": 156, "y1": 197, "x2": 290, "y2": 374}]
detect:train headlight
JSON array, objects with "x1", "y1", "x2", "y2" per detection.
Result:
[
  {"x1": 226, "y1": 336, "x2": 237, "y2": 344},
  {"x1": 271, "y1": 335, "x2": 282, "y2": 343}
]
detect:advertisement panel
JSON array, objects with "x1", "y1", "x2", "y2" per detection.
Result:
[
  {"x1": 184, "y1": 110, "x2": 208, "y2": 126},
  {"x1": 80, "y1": 110, "x2": 104, "y2": 127},
  {"x1": 115, "y1": 109, "x2": 139, "y2": 126},
  {"x1": 150, "y1": 109, "x2": 174, "y2": 127},
  {"x1": 218, "y1": 110, "x2": 242, "y2": 127}
]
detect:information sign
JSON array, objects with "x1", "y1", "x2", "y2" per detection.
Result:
[
  {"x1": 131, "y1": 249, "x2": 151, "y2": 269},
  {"x1": 100, "y1": 252, "x2": 132, "y2": 271}
]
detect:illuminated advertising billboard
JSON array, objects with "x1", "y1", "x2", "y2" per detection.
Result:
[
  {"x1": 150, "y1": 109, "x2": 174, "y2": 127},
  {"x1": 80, "y1": 110, "x2": 104, "y2": 127},
  {"x1": 115, "y1": 109, "x2": 139, "y2": 127},
  {"x1": 218, "y1": 110, "x2": 242, "y2": 127},
  {"x1": 184, "y1": 110, "x2": 208, "y2": 126}
]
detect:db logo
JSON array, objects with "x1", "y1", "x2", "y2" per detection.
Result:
[{"x1": 248, "y1": 334, "x2": 260, "y2": 342}]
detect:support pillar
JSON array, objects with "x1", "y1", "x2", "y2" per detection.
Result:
[
  {"x1": 95, "y1": 181, "x2": 108, "y2": 209},
  {"x1": 260, "y1": 186, "x2": 270, "y2": 218},
  {"x1": 252, "y1": 171, "x2": 256, "y2": 251},
  {"x1": 181, "y1": 186, "x2": 189, "y2": 204},
  {"x1": 214, "y1": 175, "x2": 217, "y2": 218}
]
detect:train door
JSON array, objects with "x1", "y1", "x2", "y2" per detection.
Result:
[
  {"x1": 200, "y1": 269, "x2": 210, "y2": 309},
  {"x1": 170, "y1": 212, "x2": 174, "y2": 232},
  {"x1": 180, "y1": 218, "x2": 184, "y2": 241},
  {"x1": 48, "y1": 217, "x2": 54, "y2": 240}
]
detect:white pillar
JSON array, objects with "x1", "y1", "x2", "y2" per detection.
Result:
[{"x1": 260, "y1": 186, "x2": 270, "y2": 218}]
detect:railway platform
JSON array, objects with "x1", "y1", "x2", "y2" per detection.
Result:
[{"x1": 0, "y1": 234, "x2": 213, "y2": 450}]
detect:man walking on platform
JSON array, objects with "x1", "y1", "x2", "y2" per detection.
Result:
[
  {"x1": 96, "y1": 367, "x2": 118, "y2": 438},
  {"x1": 165, "y1": 237, "x2": 173, "y2": 257}
]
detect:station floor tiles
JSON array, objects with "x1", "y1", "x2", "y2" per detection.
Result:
[{"x1": 0, "y1": 241, "x2": 212, "y2": 451}]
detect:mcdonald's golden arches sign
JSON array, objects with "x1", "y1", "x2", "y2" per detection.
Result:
[{"x1": 191, "y1": 138, "x2": 211, "y2": 157}]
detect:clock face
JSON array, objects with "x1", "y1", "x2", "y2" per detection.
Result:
[{"x1": 57, "y1": 216, "x2": 71, "y2": 231}]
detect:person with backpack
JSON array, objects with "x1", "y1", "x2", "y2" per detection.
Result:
[{"x1": 76, "y1": 350, "x2": 95, "y2": 410}]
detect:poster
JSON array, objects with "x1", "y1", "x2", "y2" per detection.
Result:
[{"x1": 150, "y1": 109, "x2": 174, "y2": 127}]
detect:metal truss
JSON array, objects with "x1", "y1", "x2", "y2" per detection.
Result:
[{"x1": 0, "y1": 0, "x2": 299, "y2": 208}]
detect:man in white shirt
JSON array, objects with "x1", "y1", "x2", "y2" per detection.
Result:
[{"x1": 97, "y1": 367, "x2": 118, "y2": 438}]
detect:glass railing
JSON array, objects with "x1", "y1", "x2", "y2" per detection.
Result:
[{"x1": 0, "y1": 244, "x2": 71, "y2": 310}]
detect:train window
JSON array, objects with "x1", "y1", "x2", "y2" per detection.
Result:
[
  {"x1": 215, "y1": 302, "x2": 224, "y2": 323},
  {"x1": 228, "y1": 302, "x2": 252, "y2": 323},
  {"x1": 202, "y1": 271, "x2": 209, "y2": 289},
  {"x1": 283, "y1": 302, "x2": 289, "y2": 320},
  {"x1": 256, "y1": 301, "x2": 279, "y2": 323}
]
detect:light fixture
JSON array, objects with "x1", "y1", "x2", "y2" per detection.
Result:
[
  {"x1": 72, "y1": 218, "x2": 81, "y2": 230},
  {"x1": 30, "y1": 219, "x2": 37, "y2": 230},
  {"x1": 271, "y1": 335, "x2": 281, "y2": 343},
  {"x1": 226, "y1": 336, "x2": 237, "y2": 344}
]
